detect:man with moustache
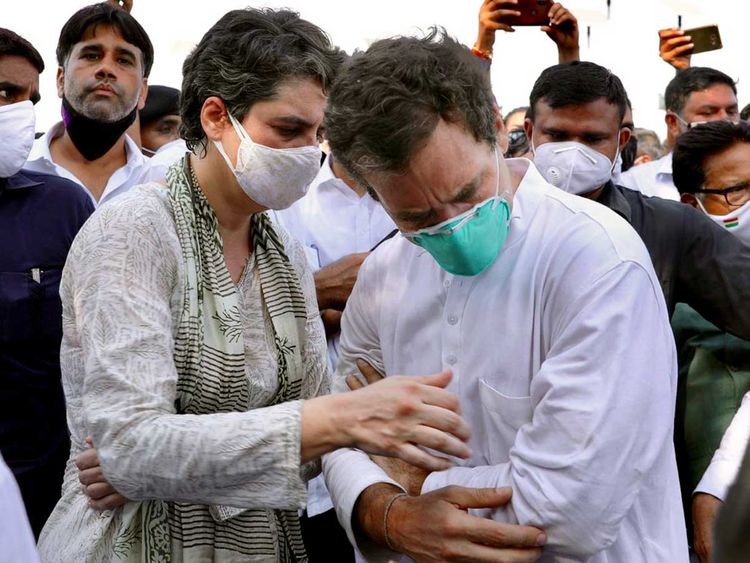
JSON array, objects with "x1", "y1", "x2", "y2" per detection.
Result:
[{"x1": 24, "y1": 2, "x2": 153, "y2": 206}]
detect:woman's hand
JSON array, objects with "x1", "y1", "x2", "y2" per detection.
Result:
[
  {"x1": 76, "y1": 437, "x2": 130, "y2": 511},
  {"x1": 302, "y1": 368, "x2": 470, "y2": 471}
]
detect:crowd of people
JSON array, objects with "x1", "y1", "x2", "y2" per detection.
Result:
[{"x1": 0, "y1": 0, "x2": 748, "y2": 561}]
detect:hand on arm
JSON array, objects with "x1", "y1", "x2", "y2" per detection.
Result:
[
  {"x1": 313, "y1": 252, "x2": 369, "y2": 311},
  {"x1": 658, "y1": 28, "x2": 693, "y2": 70},
  {"x1": 541, "y1": 3, "x2": 580, "y2": 63},
  {"x1": 301, "y1": 369, "x2": 471, "y2": 471},
  {"x1": 355, "y1": 483, "x2": 545, "y2": 562}
]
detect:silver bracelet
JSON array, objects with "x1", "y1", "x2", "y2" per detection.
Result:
[{"x1": 383, "y1": 492, "x2": 408, "y2": 551}]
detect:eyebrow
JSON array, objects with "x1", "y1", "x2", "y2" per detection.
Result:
[
  {"x1": 269, "y1": 115, "x2": 315, "y2": 129},
  {"x1": 0, "y1": 81, "x2": 40, "y2": 105},
  {"x1": 78, "y1": 43, "x2": 138, "y2": 62}
]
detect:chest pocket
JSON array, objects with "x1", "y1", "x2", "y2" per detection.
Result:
[
  {"x1": 0, "y1": 269, "x2": 63, "y2": 345},
  {"x1": 478, "y1": 378, "x2": 533, "y2": 465}
]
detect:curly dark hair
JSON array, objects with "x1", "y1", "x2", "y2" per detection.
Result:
[
  {"x1": 180, "y1": 8, "x2": 344, "y2": 155},
  {"x1": 324, "y1": 28, "x2": 496, "y2": 185}
]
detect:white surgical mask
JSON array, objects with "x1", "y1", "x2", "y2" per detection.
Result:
[
  {"x1": 532, "y1": 140, "x2": 615, "y2": 195},
  {"x1": 696, "y1": 197, "x2": 750, "y2": 245},
  {"x1": 0, "y1": 100, "x2": 35, "y2": 178},
  {"x1": 214, "y1": 113, "x2": 321, "y2": 210}
]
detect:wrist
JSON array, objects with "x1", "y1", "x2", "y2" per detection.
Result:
[
  {"x1": 300, "y1": 395, "x2": 342, "y2": 463},
  {"x1": 558, "y1": 46, "x2": 580, "y2": 63},
  {"x1": 354, "y1": 483, "x2": 405, "y2": 546}
]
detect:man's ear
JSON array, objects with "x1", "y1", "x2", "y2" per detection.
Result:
[
  {"x1": 137, "y1": 79, "x2": 148, "y2": 111},
  {"x1": 492, "y1": 98, "x2": 509, "y2": 154},
  {"x1": 680, "y1": 192, "x2": 699, "y2": 208},
  {"x1": 523, "y1": 118, "x2": 534, "y2": 147},
  {"x1": 618, "y1": 127, "x2": 632, "y2": 151},
  {"x1": 56, "y1": 66, "x2": 65, "y2": 98},
  {"x1": 665, "y1": 111, "x2": 682, "y2": 142}
]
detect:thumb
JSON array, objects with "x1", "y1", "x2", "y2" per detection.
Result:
[{"x1": 441, "y1": 486, "x2": 513, "y2": 510}]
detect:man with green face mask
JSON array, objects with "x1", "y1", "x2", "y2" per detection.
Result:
[{"x1": 321, "y1": 30, "x2": 688, "y2": 562}]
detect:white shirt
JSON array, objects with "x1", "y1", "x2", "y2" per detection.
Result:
[
  {"x1": 696, "y1": 391, "x2": 750, "y2": 501},
  {"x1": 619, "y1": 152, "x2": 679, "y2": 201},
  {"x1": 0, "y1": 454, "x2": 40, "y2": 563},
  {"x1": 323, "y1": 161, "x2": 688, "y2": 562},
  {"x1": 24, "y1": 122, "x2": 150, "y2": 207},
  {"x1": 140, "y1": 138, "x2": 189, "y2": 184},
  {"x1": 273, "y1": 156, "x2": 396, "y2": 518}
]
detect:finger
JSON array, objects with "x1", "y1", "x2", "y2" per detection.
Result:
[
  {"x1": 84, "y1": 482, "x2": 119, "y2": 500},
  {"x1": 488, "y1": 8, "x2": 522, "y2": 21},
  {"x1": 461, "y1": 514, "x2": 547, "y2": 549},
  {"x1": 666, "y1": 44, "x2": 694, "y2": 57},
  {"x1": 548, "y1": 4, "x2": 562, "y2": 19},
  {"x1": 78, "y1": 466, "x2": 105, "y2": 487},
  {"x1": 407, "y1": 401, "x2": 471, "y2": 442},
  {"x1": 441, "y1": 485, "x2": 514, "y2": 510},
  {"x1": 85, "y1": 436, "x2": 94, "y2": 447},
  {"x1": 356, "y1": 358, "x2": 384, "y2": 384},
  {"x1": 658, "y1": 28, "x2": 683, "y2": 38},
  {"x1": 392, "y1": 442, "x2": 455, "y2": 472},
  {"x1": 410, "y1": 368, "x2": 453, "y2": 390},
  {"x1": 407, "y1": 424, "x2": 472, "y2": 459},
  {"x1": 346, "y1": 373, "x2": 365, "y2": 391},
  {"x1": 75, "y1": 448, "x2": 99, "y2": 471},
  {"x1": 89, "y1": 493, "x2": 128, "y2": 511},
  {"x1": 664, "y1": 35, "x2": 692, "y2": 48}
]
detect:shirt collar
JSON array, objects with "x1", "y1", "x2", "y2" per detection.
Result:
[
  {"x1": 27, "y1": 121, "x2": 146, "y2": 170},
  {"x1": 597, "y1": 181, "x2": 632, "y2": 222},
  {"x1": 314, "y1": 155, "x2": 366, "y2": 202}
]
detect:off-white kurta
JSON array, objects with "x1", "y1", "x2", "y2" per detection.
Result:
[{"x1": 38, "y1": 184, "x2": 329, "y2": 561}]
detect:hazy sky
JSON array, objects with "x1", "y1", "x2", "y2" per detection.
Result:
[{"x1": 5, "y1": 0, "x2": 749, "y2": 140}]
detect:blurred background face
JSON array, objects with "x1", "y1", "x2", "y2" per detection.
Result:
[
  {"x1": 699, "y1": 141, "x2": 750, "y2": 215},
  {"x1": 141, "y1": 113, "x2": 180, "y2": 152}
]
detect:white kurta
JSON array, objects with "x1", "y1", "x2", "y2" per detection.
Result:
[
  {"x1": 0, "y1": 453, "x2": 40, "y2": 563},
  {"x1": 37, "y1": 184, "x2": 329, "y2": 561},
  {"x1": 324, "y1": 162, "x2": 688, "y2": 562}
]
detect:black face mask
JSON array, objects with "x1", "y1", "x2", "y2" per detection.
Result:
[{"x1": 61, "y1": 97, "x2": 137, "y2": 161}]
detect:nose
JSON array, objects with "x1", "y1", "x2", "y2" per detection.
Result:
[{"x1": 94, "y1": 54, "x2": 118, "y2": 81}]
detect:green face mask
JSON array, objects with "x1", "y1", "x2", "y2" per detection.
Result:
[{"x1": 403, "y1": 148, "x2": 512, "y2": 277}]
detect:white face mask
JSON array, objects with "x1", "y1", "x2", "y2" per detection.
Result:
[
  {"x1": 0, "y1": 100, "x2": 36, "y2": 178},
  {"x1": 532, "y1": 140, "x2": 616, "y2": 195},
  {"x1": 214, "y1": 113, "x2": 321, "y2": 210},
  {"x1": 696, "y1": 197, "x2": 750, "y2": 245}
]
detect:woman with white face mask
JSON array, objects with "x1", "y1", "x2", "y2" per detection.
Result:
[
  {"x1": 37, "y1": 9, "x2": 471, "y2": 563},
  {"x1": 672, "y1": 119, "x2": 750, "y2": 563}
]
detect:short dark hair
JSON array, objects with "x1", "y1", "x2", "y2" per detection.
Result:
[
  {"x1": 0, "y1": 28, "x2": 44, "y2": 73},
  {"x1": 180, "y1": 8, "x2": 343, "y2": 154},
  {"x1": 673, "y1": 120, "x2": 750, "y2": 194},
  {"x1": 325, "y1": 28, "x2": 496, "y2": 184},
  {"x1": 664, "y1": 67, "x2": 736, "y2": 115},
  {"x1": 56, "y1": 2, "x2": 153, "y2": 77},
  {"x1": 741, "y1": 102, "x2": 750, "y2": 121},
  {"x1": 140, "y1": 85, "x2": 179, "y2": 126},
  {"x1": 528, "y1": 61, "x2": 628, "y2": 123}
]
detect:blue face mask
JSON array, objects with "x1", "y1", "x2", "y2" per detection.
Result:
[{"x1": 403, "y1": 147, "x2": 512, "y2": 276}]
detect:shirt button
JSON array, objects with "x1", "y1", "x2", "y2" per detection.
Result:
[
  {"x1": 447, "y1": 315, "x2": 459, "y2": 325},
  {"x1": 446, "y1": 354, "x2": 457, "y2": 365},
  {"x1": 443, "y1": 279, "x2": 452, "y2": 289}
]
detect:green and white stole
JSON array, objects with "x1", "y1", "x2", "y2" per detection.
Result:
[{"x1": 113, "y1": 156, "x2": 308, "y2": 562}]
